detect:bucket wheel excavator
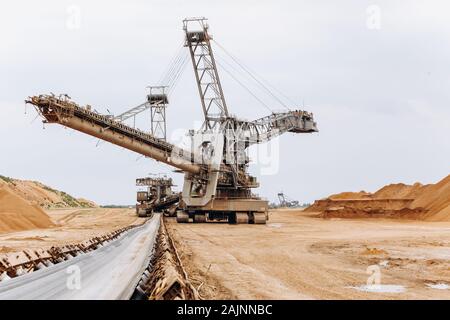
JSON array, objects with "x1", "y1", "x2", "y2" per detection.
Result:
[
  {"x1": 136, "y1": 176, "x2": 180, "y2": 217},
  {"x1": 26, "y1": 17, "x2": 318, "y2": 224}
]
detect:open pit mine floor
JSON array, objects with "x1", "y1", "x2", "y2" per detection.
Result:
[
  {"x1": 0, "y1": 213, "x2": 159, "y2": 299},
  {"x1": 166, "y1": 209, "x2": 450, "y2": 300},
  {"x1": 1, "y1": 207, "x2": 449, "y2": 300}
]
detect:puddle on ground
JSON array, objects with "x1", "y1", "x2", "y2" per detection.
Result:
[
  {"x1": 267, "y1": 223, "x2": 283, "y2": 228},
  {"x1": 426, "y1": 283, "x2": 449, "y2": 290},
  {"x1": 348, "y1": 284, "x2": 406, "y2": 293},
  {"x1": 379, "y1": 260, "x2": 389, "y2": 267}
]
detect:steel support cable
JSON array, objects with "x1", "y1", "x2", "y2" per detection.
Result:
[
  {"x1": 157, "y1": 50, "x2": 189, "y2": 96},
  {"x1": 215, "y1": 60, "x2": 273, "y2": 114},
  {"x1": 213, "y1": 40, "x2": 296, "y2": 111},
  {"x1": 157, "y1": 40, "x2": 185, "y2": 86},
  {"x1": 158, "y1": 49, "x2": 182, "y2": 85},
  {"x1": 167, "y1": 53, "x2": 189, "y2": 95},
  {"x1": 168, "y1": 51, "x2": 189, "y2": 87},
  {"x1": 168, "y1": 51, "x2": 189, "y2": 85},
  {"x1": 160, "y1": 50, "x2": 186, "y2": 87},
  {"x1": 214, "y1": 51, "x2": 277, "y2": 110},
  {"x1": 214, "y1": 39, "x2": 293, "y2": 109},
  {"x1": 159, "y1": 51, "x2": 189, "y2": 93}
]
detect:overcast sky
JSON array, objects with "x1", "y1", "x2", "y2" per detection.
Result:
[{"x1": 1, "y1": 0, "x2": 449, "y2": 205}]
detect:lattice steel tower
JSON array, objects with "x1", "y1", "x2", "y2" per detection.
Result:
[
  {"x1": 148, "y1": 86, "x2": 168, "y2": 141},
  {"x1": 183, "y1": 17, "x2": 229, "y2": 131}
]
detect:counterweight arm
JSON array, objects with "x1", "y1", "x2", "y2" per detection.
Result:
[{"x1": 245, "y1": 110, "x2": 318, "y2": 145}]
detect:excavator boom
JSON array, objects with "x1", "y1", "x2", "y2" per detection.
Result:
[{"x1": 26, "y1": 94, "x2": 201, "y2": 175}]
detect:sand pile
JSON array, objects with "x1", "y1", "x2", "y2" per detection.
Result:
[
  {"x1": 306, "y1": 174, "x2": 450, "y2": 221},
  {"x1": 411, "y1": 175, "x2": 450, "y2": 221},
  {"x1": 0, "y1": 175, "x2": 97, "y2": 209},
  {"x1": 329, "y1": 191, "x2": 372, "y2": 200},
  {"x1": 373, "y1": 182, "x2": 425, "y2": 199},
  {"x1": 77, "y1": 198, "x2": 97, "y2": 208},
  {"x1": 0, "y1": 185, "x2": 54, "y2": 233},
  {"x1": 328, "y1": 183, "x2": 426, "y2": 200}
]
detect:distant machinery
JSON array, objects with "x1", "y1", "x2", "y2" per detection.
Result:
[
  {"x1": 277, "y1": 192, "x2": 300, "y2": 208},
  {"x1": 135, "y1": 176, "x2": 180, "y2": 217}
]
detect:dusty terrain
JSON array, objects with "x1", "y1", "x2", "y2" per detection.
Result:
[
  {"x1": 1, "y1": 173, "x2": 449, "y2": 300},
  {"x1": 166, "y1": 209, "x2": 450, "y2": 300},
  {"x1": 0, "y1": 207, "x2": 139, "y2": 253}
]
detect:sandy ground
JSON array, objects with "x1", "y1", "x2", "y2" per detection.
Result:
[
  {"x1": 0, "y1": 208, "x2": 140, "y2": 253},
  {"x1": 166, "y1": 209, "x2": 450, "y2": 300}
]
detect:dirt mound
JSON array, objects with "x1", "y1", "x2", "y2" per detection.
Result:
[
  {"x1": 0, "y1": 185, "x2": 54, "y2": 233},
  {"x1": 411, "y1": 175, "x2": 450, "y2": 221},
  {"x1": 329, "y1": 191, "x2": 372, "y2": 200},
  {"x1": 0, "y1": 175, "x2": 97, "y2": 209},
  {"x1": 373, "y1": 182, "x2": 425, "y2": 199},
  {"x1": 77, "y1": 198, "x2": 97, "y2": 208},
  {"x1": 320, "y1": 206, "x2": 425, "y2": 220},
  {"x1": 307, "y1": 174, "x2": 450, "y2": 221}
]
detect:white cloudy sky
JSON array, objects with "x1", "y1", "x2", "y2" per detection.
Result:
[{"x1": 1, "y1": 0, "x2": 449, "y2": 205}]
